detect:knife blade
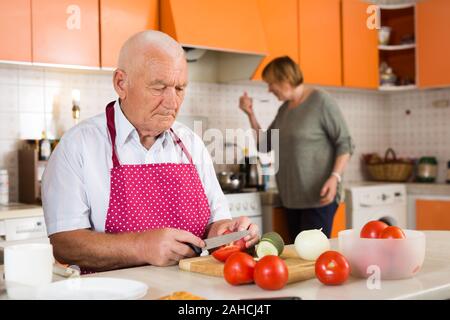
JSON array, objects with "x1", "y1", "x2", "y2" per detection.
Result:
[
  {"x1": 204, "y1": 230, "x2": 250, "y2": 250},
  {"x1": 186, "y1": 230, "x2": 250, "y2": 255}
]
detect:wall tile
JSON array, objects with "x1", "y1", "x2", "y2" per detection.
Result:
[
  {"x1": 1, "y1": 63, "x2": 450, "y2": 202},
  {"x1": 18, "y1": 85, "x2": 45, "y2": 113},
  {"x1": 0, "y1": 65, "x2": 19, "y2": 85},
  {"x1": 0, "y1": 113, "x2": 19, "y2": 140},
  {"x1": 0, "y1": 85, "x2": 19, "y2": 113},
  {"x1": 18, "y1": 67, "x2": 44, "y2": 86}
]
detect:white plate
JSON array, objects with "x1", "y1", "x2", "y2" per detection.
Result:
[{"x1": 35, "y1": 277, "x2": 148, "y2": 300}]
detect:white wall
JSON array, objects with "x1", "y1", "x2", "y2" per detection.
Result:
[{"x1": 0, "y1": 63, "x2": 449, "y2": 202}]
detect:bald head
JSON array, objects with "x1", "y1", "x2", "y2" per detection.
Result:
[
  {"x1": 117, "y1": 30, "x2": 185, "y2": 75},
  {"x1": 113, "y1": 31, "x2": 188, "y2": 148}
]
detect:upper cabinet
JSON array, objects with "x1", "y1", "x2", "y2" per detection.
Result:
[
  {"x1": 299, "y1": 0, "x2": 342, "y2": 86},
  {"x1": 252, "y1": 0, "x2": 299, "y2": 81},
  {"x1": 342, "y1": 0, "x2": 379, "y2": 89},
  {"x1": 161, "y1": 0, "x2": 267, "y2": 54},
  {"x1": 0, "y1": 1, "x2": 32, "y2": 63},
  {"x1": 32, "y1": 0, "x2": 100, "y2": 67},
  {"x1": 417, "y1": 0, "x2": 450, "y2": 88},
  {"x1": 100, "y1": 0, "x2": 159, "y2": 69}
]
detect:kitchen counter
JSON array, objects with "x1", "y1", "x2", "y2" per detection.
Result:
[
  {"x1": 0, "y1": 203, "x2": 43, "y2": 220},
  {"x1": 76, "y1": 231, "x2": 450, "y2": 299},
  {"x1": 260, "y1": 182, "x2": 450, "y2": 206},
  {"x1": 2, "y1": 231, "x2": 447, "y2": 300}
]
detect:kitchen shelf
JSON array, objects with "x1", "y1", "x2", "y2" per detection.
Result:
[
  {"x1": 378, "y1": 3, "x2": 415, "y2": 10},
  {"x1": 378, "y1": 43, "x2": 416, "y2": 51},
  {"x1": 378, "y1": 84, "x2": 417, "y2": 91}
]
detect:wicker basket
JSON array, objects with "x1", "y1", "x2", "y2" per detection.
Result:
[{"x1": 366, "y1": 148, "x2": 413, "y2": 182}]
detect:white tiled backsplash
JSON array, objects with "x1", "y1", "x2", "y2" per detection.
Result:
[{"x1": 0, "y1": 63, "x2": 449, "y2": 201}]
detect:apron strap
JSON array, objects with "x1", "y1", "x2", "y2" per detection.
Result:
[
  {"x1": 169, "y1": 128, "x2": 194, "y2": 165},
  {"x1": 106, "y1": 101, "x2": 194, "y2": 166},
  {"x1": 106, "y1": 101, "x2": 121, "y2": 168}
]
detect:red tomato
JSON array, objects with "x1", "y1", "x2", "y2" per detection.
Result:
[
  {"x1": 254, "y1": 256, "x2": 289, "y2": 290},
  {"x1": 223, "y1": 230, "x2": 247, "y2": 250},
  {"x1": 360, "y1": 220, "x2": 389, "y2": 239},
  {"x1": 380, "y1": 226, "x2": 406, "y2": 239},
  {"x1": 223, "y1": 252, "x2": 256, "y2": 285},
  {"x1": 315, "y1": 251, "x2": 350, "y2": 285},
  {"x1": 212, "y1": 245, "x2": 241, "y2": 262}
]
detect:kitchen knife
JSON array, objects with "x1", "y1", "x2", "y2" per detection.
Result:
[{"x1": 187, "y1": 230, "x2": 250, "y2": 255}]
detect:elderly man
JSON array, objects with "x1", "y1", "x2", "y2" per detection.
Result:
[{"x1": 42, "y1": 31, "x2": 259, "y2": 271}]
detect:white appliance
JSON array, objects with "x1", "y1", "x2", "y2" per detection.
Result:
[
  {"x1": 345, "y1": 184, "x2": 407, "y2": 230},
  {"x1": 224, "y1": 192, "x2": 263, "y2": 235},
  {"x1": 0, "y1": 203, "x2": 47, "y2": 242}
]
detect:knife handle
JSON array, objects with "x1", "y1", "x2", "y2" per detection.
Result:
[{"x1": 186, "y1": 243, "x2": 203, "y2": 256}]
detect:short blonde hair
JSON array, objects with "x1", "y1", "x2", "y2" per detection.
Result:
[{"x1": 262, "y1": 56, "x2": 303, "y2": 87}]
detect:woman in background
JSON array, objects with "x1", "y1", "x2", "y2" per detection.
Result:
[{"x1": 238, "y1": 56, "x2": 354, "y2": 240}]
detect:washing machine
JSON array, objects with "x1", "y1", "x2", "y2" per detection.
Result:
[{"x1": 345, "y1": 184, "x2": 407, "y2": 230}]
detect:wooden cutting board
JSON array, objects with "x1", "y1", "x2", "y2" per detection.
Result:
[{"x1": 179, "y1": 246, "x2": 316, "y2": 284}]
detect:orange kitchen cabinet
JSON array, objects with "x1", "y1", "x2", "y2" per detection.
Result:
[
  {"x1": 342, "y1": 0, "x2": 379, "y2": 89},
  {"x1": 416, "y1": 200, "x2": 450, "y2": 231},
  {"x1": 331, "y1": 202, "x2": 346, "y2": 238},
  {"x1": 161, "y1": 0, "x2": 267, "y2": 55},
  {"x1": 299, "y1": 0, "x2": 342, "y2": 86},
  {"x1": 0, "y1": 1, "x2": 32, "y2": 62},
  {"x1": 32, "y1": 0, "x2": 99, "y2": 67},
  {"x1": 417, "y1": 0, "x2": 450, "y2": 88},
  {"x1": 252, "y1": 0, "x2": 299, "y2": 81},
  {"x1": 100, "y1": 0, "x2": 159, "y2": 69}
]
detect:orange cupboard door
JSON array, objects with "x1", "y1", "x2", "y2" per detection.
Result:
[
  {"x1": 416, "y1": 200, "x2": 450, "y2": 231},
  {"x1": 32, "y1": 0, "x2": 99, "y2": 67},
  {"x1": 417, "y1": 0, "x2": 450, "y2": 88},
  {"x1": 252, "y1": 0, "x2": 299, "y2": 80},
  {"x1": 0, "y1": 1, "x2": 32, "y2": 62},
  {"x1": 342, "y1": 0, "x2": 378, "y2": 89},
  {"x1": 100, "y1": 0, "x2": 159, "y2": 69},
  {"x1": 299, "y1": 0, "x2": 342, "y2": 86},
  {"x1": 331, "y1": 202, "x2": 346, "y2": 238}
]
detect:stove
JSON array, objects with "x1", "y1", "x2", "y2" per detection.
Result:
[{"x1": 223, "y1": 192, "x2": 263, "y2": 235}]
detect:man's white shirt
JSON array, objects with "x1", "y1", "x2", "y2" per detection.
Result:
[{"x1": 42, "y1": 101, "x2": 231, "y2": 236}]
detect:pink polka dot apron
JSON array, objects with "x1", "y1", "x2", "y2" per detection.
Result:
[{"x1": 104, "y1": 101, "x2": 211, "y2": 238}]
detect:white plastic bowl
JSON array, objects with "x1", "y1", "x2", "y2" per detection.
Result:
[{"x1": 338, "y1": 229, "x2": 426, "y2": 280}]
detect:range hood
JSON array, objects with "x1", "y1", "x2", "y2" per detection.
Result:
[{"x1": 160, "y1": 0, "x2": 268, "y2": 83}]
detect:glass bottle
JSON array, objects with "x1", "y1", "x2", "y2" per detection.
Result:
[{"x1": 39, "y1": 131, "x2": 51, "y2": 161}]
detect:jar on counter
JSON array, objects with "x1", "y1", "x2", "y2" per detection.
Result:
[
  {"x1": 416, "y1": 157, "x2": 438, "y2": 183},
  {"x1": 0, "y1": 169, "x2": 9, "y2": 205}
]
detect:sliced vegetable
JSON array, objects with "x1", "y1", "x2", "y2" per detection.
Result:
[
  {"x1": 212, "y1": 245, "x2": 241, "y2": 262},
  {"x1": 222, "y1": 229, "x2": 247, "y2": 250},
  {"x1": 259, "y1": 232, "x2": 285, "y2": 254},
  {"x1": 294, "y1": 229, "x2": 330, "y2": 261},
  {"x1": 256, "y1": 241, "x2": 279, "y2": 258}
]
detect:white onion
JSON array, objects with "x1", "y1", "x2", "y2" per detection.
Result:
[{"x1": 294, "y1": 229, "x2": 330, "y2": 261}]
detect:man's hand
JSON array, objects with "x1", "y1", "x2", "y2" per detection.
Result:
[
  {"x1": 212, "y1": 217, "x2": 260, "y2": 248},
  {"x1": 135, "y1": 228, "x2": 205, "y2": 266},
  {"x1": 320, "y1": 176, "x2": 338, "y2": 205}
]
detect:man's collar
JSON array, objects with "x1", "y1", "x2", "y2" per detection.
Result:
[{"x1": 113, "y1": 100, "x2": 171, "y2": 148}]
